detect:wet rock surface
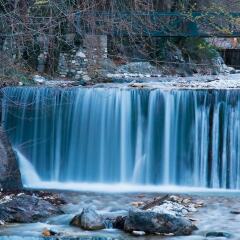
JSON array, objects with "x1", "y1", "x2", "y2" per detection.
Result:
[
  {"x1": 206, "y1": 231, "x2": 232, "y2": 238},
  {"x1": 70, "y1": 208, "x2": 105, "y2": 230},
  {"x1": 0, "y1": 127, "x2": 22, "y2": 190},
  {"x1": 69, "y1": 194, "x2": 200, "y2": 237},
  {"x1": 124, "y1": 208, "x2": 197, "y2": 235},
  {"x1": 42, "y1": 228, "x2": 58, "y2": 237},
  {"x1": 2, "y1": 192, "x2": 239, "y2": 240},
  {"x1": 0, "y1": 191, "x2": 64, "y2": 223},
  {"x1": 112, "y1": 215, "x2": 127, "y2": 230}
]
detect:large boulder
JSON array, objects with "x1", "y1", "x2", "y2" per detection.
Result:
[
  {"x1": 70, "y1": 208, "x2": 105, "y2": 230},
  {"x1": 124, "y1": 208, "x2": 197, "y2": 236},
  {"x1": 0, "y1": 127, "x2": 22, "y2": 190},
  {"x1": 0, "y1": 193, "x2": 62, "y2": 223}
]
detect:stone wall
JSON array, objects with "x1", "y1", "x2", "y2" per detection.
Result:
[
  {"x1": 57, "y1": 35, "x2": 108, "y2": 81},
  {"x1": 58, "y1": 48, "x2": 90, "y2": 81}
]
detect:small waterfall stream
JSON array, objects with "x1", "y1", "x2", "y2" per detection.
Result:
[{"x1": 2, "y1": 87, "x2": 240, "y2": 189}]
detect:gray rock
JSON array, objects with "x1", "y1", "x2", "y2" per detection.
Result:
[
  {"x1": 206, "y1": 232, "x2": 232, "y2": 238},
  {"x1": 230, "y1": 210, "x2": 240, "y2": 214},
  {"x1": 76, "y1": 50, "x2": 86, "y2": 58},
  {"x1": 100, "y1": 59, "x2": 117, "y2": 73},
  {"x1": 113, "y1": 215, "x2": 127, "y2": 230},
  {"x1": 117, "y1": 62, "x2": 160, "y2": 75},
  {"x1": 70, "y1": 208, "x2": 105, "y2": 231},
  {"x1": 150, "y1": 201, "x2": 190, "y2": 217},
  {"x1": 0, "y1": 194, "x2": 62, "y2": 223},
  {"x1": 0, "y1": 127, "x2": 22, "y2": 190},
  {"x1": 124, "y1": 208, "x2": 197, "y2": 236},
  {"x1": 211, "y1": 54, "x2": 236, "y2": 75},
  {"x1": 164, "y1": 42, "x2": 185, "y2": 63},
  {"x1": 82, "y1": 75, "x2": 91, "y2": 81},
  {"x1": 229, "y1": 67, "x2": 236, "y2": 74},
  {"x1": 33, "y1": 75, "x2": 46, "y2": 84},
  {"x1": 132, "y1": 231, "x2": 146, "y2": 236}
]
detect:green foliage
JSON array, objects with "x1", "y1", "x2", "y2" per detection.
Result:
[
  {"x1": 180, "y1": 38, "x2": 218, "y2": 62},
  {"x1": 16, "y1": 73, "x2": 35, "y2": 86}
]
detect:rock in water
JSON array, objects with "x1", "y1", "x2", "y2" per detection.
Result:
[
  {"x1": 132, "y1": 231, "x2": 146, "y2": 236},
  {"x1": 124, "y1": 208, "x2": 197, "y2": 236},
  {"x1": 70, "y1": 208, "x2": 105, "y2": 230},
  {"x1": 206, "y1": 232, "x2": 232, "y2": 238},
  {"x1": 0, "y1": 127, "x2": 22, "y2": 190},
  {"x1": 42, "y1": 228, "x2": 58, "y2": 237},
  {"x1": 113, "y1": 216, "x2": 127, "y2": 230},
  {"x1": 230, "y1": 210, "x2": 240, "y2": 215},
  {"x1": 0, "y1": 194, "x2": 62, "y2": 223}
]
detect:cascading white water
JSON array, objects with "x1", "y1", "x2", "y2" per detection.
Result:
[
  {"x1": 14, "y1": 149, "x2": 41, "y2": 187},
  {"x1": 2, "y1": 87, "x2": 240, "y2": 189}
]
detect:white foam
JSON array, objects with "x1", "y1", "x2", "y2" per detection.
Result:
[
  {"x1": 15, "y1": 148, "x2": 240, "y2": 194},
  {"x1": 14, "y1": 149, "x2": 41, "y2": 187},
  {"x1": 23, "y1": 181, "x2": 240, "y2": 194}
]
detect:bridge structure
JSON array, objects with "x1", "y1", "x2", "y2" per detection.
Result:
[{"x1": 75, "y1": 11, "x2": 240, "y2": 38}]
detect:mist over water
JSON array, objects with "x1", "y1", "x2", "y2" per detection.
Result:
[{"x1": 2, "y1": 87, "x2": 240, "y2": 189}]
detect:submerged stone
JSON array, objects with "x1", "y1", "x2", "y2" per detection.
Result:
[
  {"x1": 42, "y1": 228, "x2": 58, "y2": 237},
  {"x1": 230, "y1": 210, "x2": 240, "y2": 214},
  {"x1": 206, "y1": 232, "x2": 232, "y2": 238}
]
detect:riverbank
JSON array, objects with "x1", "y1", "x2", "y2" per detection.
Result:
[
  {"x1": 27, "y1": 73, "x2": 240, "y2": 90},
  {"x1": 99, "y1": 73, "x2": 240, "y2": 89},
  {"x1": 1, "y1": 190, "x2": 240, "y2": 239}
]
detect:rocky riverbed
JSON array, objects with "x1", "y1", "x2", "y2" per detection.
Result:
[
  {"x1": 0, "y1": 191, "x2": 240, "y2": 239},
  {"x1": 31, "y1": 73, "x2": 240, "y2": 90}
]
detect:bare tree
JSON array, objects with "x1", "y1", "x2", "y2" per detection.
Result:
[{"x1": 0, "y1": 0, "x2": 239, "y2": 78}]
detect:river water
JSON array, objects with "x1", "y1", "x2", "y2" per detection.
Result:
[{"x1": 1, "y1": 192, "x2": 240, "y2": 239}]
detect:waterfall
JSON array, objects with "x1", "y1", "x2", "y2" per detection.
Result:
[
  {"x1": 14, "y1": 149, "x2": 41, "y2": 187},
  {"x1": 2, "y1": 87, "x2": 240, "y2": 189}
]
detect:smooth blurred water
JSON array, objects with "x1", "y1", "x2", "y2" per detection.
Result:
[
  {"x1": 2, "y1": 87, "x2": 240, "y2": 189},
  {"x1": 1, "y1": 192, "x2": 240, "y2": 240}
]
